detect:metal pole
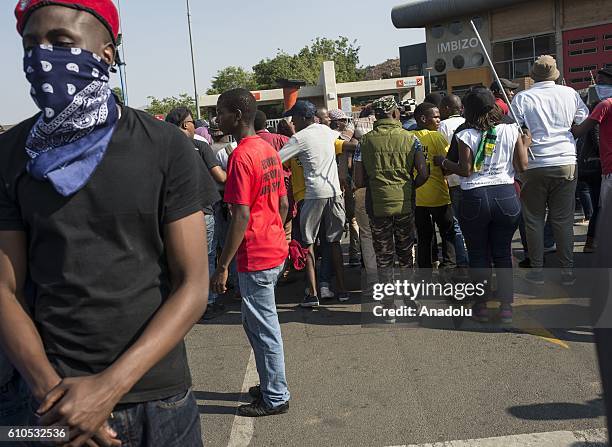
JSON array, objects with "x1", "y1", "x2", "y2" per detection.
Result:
[
  {"x1": 186, "y1": 0, "x2": 201, "y2": 119},
  {"x1": 469, "y1": 20, "x2": 534, "y2": 159},
  {"x1": 116, "y1": 0, "x2": 129, "y2": 105}
]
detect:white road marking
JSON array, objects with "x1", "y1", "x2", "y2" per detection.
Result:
[
  {"x1": 227, "y1": 349, "x2": 258, "y2": 447},
  {"x1": 388, "y1": 428, "x2": 607, "y2": 446}
]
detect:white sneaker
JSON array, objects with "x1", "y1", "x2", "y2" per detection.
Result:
[
  {"x1": 544, "y1": 244, "x2": 557, "y2": 254},
  {"x1": 320, "y1": 283, "x2": 335, "y2": 299}
]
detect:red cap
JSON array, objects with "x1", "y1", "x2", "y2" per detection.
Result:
[{"x1": 15, "y1": 0, "x2": 120, "y2": 43}]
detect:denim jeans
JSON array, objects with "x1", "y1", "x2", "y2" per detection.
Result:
[
  {"x1": 238, "y1": 264, "x2": 290, "y2": 408},
  {"x1": 107, "y1": 389, "x2": 202, "y2": 447},
  {"x1": 449, "y1": 186, "x2": 469, "y2": 267},
  {"x1": 459, "y1": 184, "x2": 520, "y2": 304},
  {"x1": 584, "y1": 174, "x2": 601, "y2": 238},
  {"x1": 0, "y1": 370, "x2": 30, "y2": 427},
  {"x1": 577, "y1": 180, "x2": 593, "y2": 220},
  {"x1": 205, "y1": 213, "x2": 217, "y2": 304}
]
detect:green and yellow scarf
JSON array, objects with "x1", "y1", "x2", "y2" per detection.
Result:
[{"x1": 474, "y1": 128, "x2": 497, "y2": 172}]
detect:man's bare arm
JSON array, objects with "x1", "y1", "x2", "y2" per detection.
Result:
[
  {"x1": 279, "y1": 195, "x2": 289, "y2": 224},
  {"x1": 571, "y1": 118, "x2": 597, "y2": 138},
  {"x1": 210, "y1": 166, "x2": 227, "y2": 183},
  {"x1": 0, "y1": 231, "x2": 61, "y2": 402},
  {"x1": 211, "y1": 204, "x2": 250, "y2": 294}
]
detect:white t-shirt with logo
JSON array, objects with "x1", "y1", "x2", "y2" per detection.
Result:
[
  {"x1": 279, "y1": 123, "x2": 341, "y2": 200},
  {"x1": 456, "y1": 123, "x2": 520, "y2": 190},
  {"x1": 439, "y1": 116, "x2": 466, "y2": 188}
]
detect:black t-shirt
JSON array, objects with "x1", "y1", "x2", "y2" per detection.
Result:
[
  {"x1": 0, "y1": 107, "x2": 218, "y2": 403},
  {"x1": 194, "y1": 139, "x2": 221, "y2": 214}
]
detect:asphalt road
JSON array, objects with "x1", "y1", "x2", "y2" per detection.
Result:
[{"x1": 186, "y1": 217, "x2": 608, "y2": 447}]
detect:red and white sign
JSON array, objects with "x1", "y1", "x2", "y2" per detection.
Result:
[{"x1": 397, "y1": 78, "x2": 420, "y2": 88}]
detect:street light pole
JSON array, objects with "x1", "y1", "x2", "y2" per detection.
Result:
[
  {"x1": 186, "y1": 0, "x2": 201, "y2": 119},
  {"x1": 425, "y1": 67, "x2": 433, "y2": 94}
]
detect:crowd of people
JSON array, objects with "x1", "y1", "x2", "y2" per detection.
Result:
[{"x1": 1, "y1": 0, "x2": 612, "y2": 445}]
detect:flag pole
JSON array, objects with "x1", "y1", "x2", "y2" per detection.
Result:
[{"x1": 469, "y1": 20, "x2": 534, "y2": 159}]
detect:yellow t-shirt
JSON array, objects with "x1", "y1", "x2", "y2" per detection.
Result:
[
  {"x1": 334, "y1": 139, "x2": 344, "y2": 155},
  {"x1": 290, "y1": 158, "x2": 306, "y2": 203},
  {"x1": 410, "y1": 129, "x2": 451, "y2": 207}
]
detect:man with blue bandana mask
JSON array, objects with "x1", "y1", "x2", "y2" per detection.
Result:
[{"x1": 0, "y1": 1, "x2": 219, "y2": 446}]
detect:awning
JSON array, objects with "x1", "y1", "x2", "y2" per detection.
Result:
[{"x1": 392, "y1": 0, "x2": 530, "y2": 28}]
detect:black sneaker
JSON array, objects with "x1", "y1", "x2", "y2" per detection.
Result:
[
  {"x1": 201, "y1": 305, "x2": 217, "y2": 321},
  {"x1": 300, "y1": 295, "x2": 319, "y2": 308},
  {"x1": 561, "y1": 271, "x2": 576, "y2": 286},
  {"x1": 519, "y1": 258, "x2": 531, "y2": 268},
  {"x1": 248, "y1": 384, "x2": 261, "y2": 399},
  {"x1": 382, "y1": 303, "x2": 397, "y2": 324},
  {"x1": 237, "y1": 398, "x2": 289, "y2": 417},
  {"x1": 348, "y1": 257, "x2": 361, "y2": 267},
  {"x1": 213, "y1": 302, "x2": 225, "y2": 313},
  {"x1": 337, "y1": 292, "x2": 350, "y2": 303},
  {"x1": 524, "y1": 270, "x2": 544, "y2": 285}
]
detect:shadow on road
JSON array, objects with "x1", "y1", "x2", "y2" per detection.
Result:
[
  {"x1": 193, "y1": 390, "x2": 243, "y2": 401},
  {"x1": 508, "y1": 398, "x2": 605, "y2": 420},
  {"x1": 197, "y1": 404, "x2": 237, "y2": 415},
  {"x1": 570, "y1": 443, "x2": 607, "y2": 446}
]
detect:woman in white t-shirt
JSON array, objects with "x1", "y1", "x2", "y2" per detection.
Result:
[{"x1": 434, "y1": 88, "x2": 531, "y2": 323}]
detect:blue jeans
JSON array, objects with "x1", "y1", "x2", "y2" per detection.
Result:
[
  {"x1": 577, "y1": 180, "x2": 593, "y2": 220},
  {"x1": 107, "y1": 389, "x2": 202, "y2": 447},
  {"x1": 584, "y1": 174, "x2": 601, "y2": 238},
  {"x1": 238, "y1": 264, "x2": 290, "y2": 408},
  {"x1": 459, "y1": 184, "x2": 520, "y2": 304},
  {"x1": 0, "y1": 370, "x2": 30, "y2": 427},
  {"x1": 449, "y1": 186, "x2": 469, "y2": 267},
  {"x1": 205, "y1": 214, "x2": 217, "y2": 304}
]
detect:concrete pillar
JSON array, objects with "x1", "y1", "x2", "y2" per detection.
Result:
[{"x1": 320, "y1": 61, "x2": 338, "y2": 111}]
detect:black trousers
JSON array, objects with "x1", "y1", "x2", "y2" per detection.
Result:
[{"x1": 415, "y1": 204, "x2": 456, "y2": 269}]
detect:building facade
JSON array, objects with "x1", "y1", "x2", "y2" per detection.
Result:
[{"x1": 393, "y1": 0, "x2": 612, "y2": 94}]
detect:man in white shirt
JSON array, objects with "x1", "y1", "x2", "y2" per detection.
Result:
[
  {"x1": 279, "y1": 101, "x2": 349, "y2": 307},
  {"x1": 438, "y1": 94, "x2": 469, "y2": 273},
  {"x1": 511, "y1": 55, "x2": 589, "y2": 285}
]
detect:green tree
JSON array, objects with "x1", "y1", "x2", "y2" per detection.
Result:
[
  {"x1": 253, "y1": 37, "x2": 364, "y2": 89},
  {"x1": 144, "y1": 93, "x2": 195, "y2": 116},
  {"x1": 206, "y1": 66, "x2": 258, "y2": 95},
  {"x1": 112, "y1": 86, "x2": 124, "y2": 103}
]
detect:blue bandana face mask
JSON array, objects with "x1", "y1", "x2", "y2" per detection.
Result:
[{"x1": 24, "y1": 44, "x2": 118, "y2": 196}]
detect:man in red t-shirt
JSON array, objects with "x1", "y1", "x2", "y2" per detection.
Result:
[
  {"x1": 573, "y1": 68, "x2": 612, "y2": 211},
  {"x1": 211, "y1": 88, "x2": 290, "y2": 417}
]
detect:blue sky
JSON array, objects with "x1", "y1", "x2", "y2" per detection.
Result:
[{"x1": 1, "y1": 0, "x2": 424, "y2": 124}]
